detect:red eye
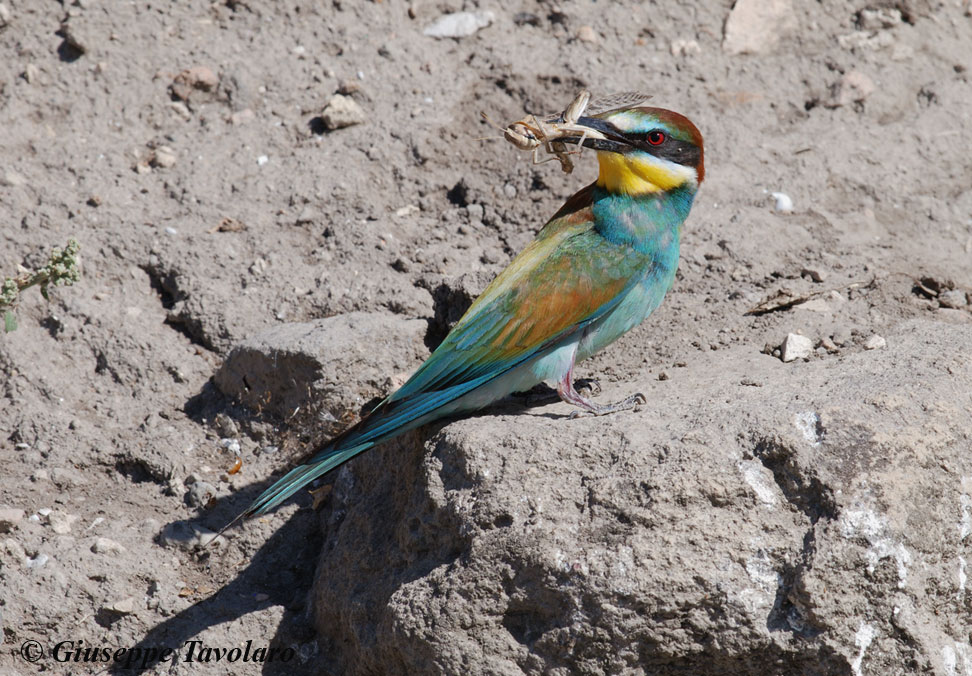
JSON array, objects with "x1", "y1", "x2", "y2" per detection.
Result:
[{"x1": 647, "y1": 131, "x2": 666, "y2": 146}]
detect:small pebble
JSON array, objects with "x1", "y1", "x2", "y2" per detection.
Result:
[
  {"x1": 801, "y1": 267, "x2": 826, "y2": 283},
  {"x1": 151, "y1": 146, "x2": 177, "y2": 169},
  {"x1": 220, "y1": 438, "x2": 241, "y2": 454},
  {"x1": 257, "y1": 154, "x2": 269, "y2": 166},
  {"x1": 46, "y1": 511, "x2": 78, "y2": 535},
  {"x1": 0, "y1": 3, "x2": 11, "y2": 26},
  {"x1": 576, "y1": 25, "x2": 598, "y2": 43},
  {"x1": 23, "y1": 63, "x2": 40, "y2": 83},
  {"x1": 770, "y1": 192, "x2": 794, "y2": 213},
  {"x1": 321, "y1": 94, "x2": 366, "y2": 130},
  {"x1": 105, "y1": 597, "x2": 136, "y2": 615},
  {"x1": 864, "y1": 335, "x2": 887, "y2": 350},
  {"x1": 2, "y1": 538, "x2": 27, "y2": 565},
  {"x1": 423, "y1": 10, "x2": 494, "y2": 39},
  {"x1": 92, "y1": 537, "x2": 126, "y2": 554},
  {"x1": 781, "y1": 333, "x2": 813, "y2": 362},
  {"x1": 27, "y1": 553, "x2": 49, "y2": 569}
]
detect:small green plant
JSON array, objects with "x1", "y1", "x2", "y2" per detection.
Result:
[{"x1": 1, "y1": 239, "x2": 81, "y2": 332}]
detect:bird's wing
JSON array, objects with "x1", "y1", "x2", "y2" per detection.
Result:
[{"x1": 385, "y1": 195, "x2": 649, "y2": 404}]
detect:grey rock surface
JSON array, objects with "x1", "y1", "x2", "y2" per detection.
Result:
[
  {"x1": 310, "y1": 320, "x2": 972, "y2": 674},
  {"x1": 214, "y1": 312, "x2": 428, "y2": 421}
]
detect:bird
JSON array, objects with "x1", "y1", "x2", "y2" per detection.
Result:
[{"x1": 241, "y1": 100, "x2": 704, "y2": 519}]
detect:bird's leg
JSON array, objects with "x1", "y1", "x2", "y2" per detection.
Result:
[{"x1": 556, "y1": 362, "x2": 645, "y2": 419}]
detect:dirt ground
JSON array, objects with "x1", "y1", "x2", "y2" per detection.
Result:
[{"x1": 1, "y1": 0, "x2": 971, "y2": 674}]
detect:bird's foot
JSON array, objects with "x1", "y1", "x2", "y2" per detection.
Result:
[{"x1": 567, "y1": 392, "x2": 646, "y2": 419}]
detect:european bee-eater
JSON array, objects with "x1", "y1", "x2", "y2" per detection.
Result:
[{"x1": 243, "y1": 103, "x2": 704, "y2": 518}]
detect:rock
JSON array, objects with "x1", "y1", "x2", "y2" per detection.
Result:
[
  {"x1": 575, "y1": 25, "x2": 598, "y2": 43},
  {"x1": 150, "y1": 146, "x2": 177, "y2": 169},
  {"x1": 837, "y1": 30, "x2": 894, "y2": 51},
  {"x1": 321, "y1": 94, "x2": 366, "y2": 130},
  {"x1": 833, "y1": 70, "x2": 876, "y2": 107},
  {"x1": 104, "y1": 597, "x2": 136, "y2": 616},
  {"x1": 91, "y1": 537, "x2": 126, "y2": 554},
  {"x1": 770, "y1": 191, "x2": 793, "y2": 212},
  {"x1": 51, "y1": 467, "x2": 87, "y2": 487},
  {"x1": 0, "y1": 508, "x2": 24, "y2": 533},
  {"x1": 670, "y1": 38, "x2": 701, "y2": 56},
  {"x1": 170, "y1": 66, "x2": 219, "y2": 102},
  {"x1": 23, "y1": 63, "x2": 39, "y2": 84},
  {"x1": 214, "y1": 312, "x2": 428, "y2": 421},
  {"x1": 781, "y1": 333, "x2": 813, "y2": 362},
  {"x1": 857, "y1": 7, "x2": 902, "y2": 30},
  {"x1": 423, "y1": 11, "x2": 494, "y2": 39},
  {"x1": 159, "y1": 522, "x2": 220, "y2": 550},
  {"x1": 723, "y1": 0, "x2": 796, "y2": 55},
  {"x1": 309, "y1": 320, "x2": 972, "y2": 674},
  {"x1": 1, "y1": 538, "x2": 27, "y2": 566},
  {"x1": 230, "y1": 108, "x2": 255, "y2": 125},
  {"x1": 801, "y1": 267, "x2": 826, "y2": 283},
  {"x1": 864, "y1": 334, "x2": 887, "y2": 350},
  {"x1": 186, "y1": 481, "x2": 217, "y2": 508},
  {"x1": 938, "y1": 289, "x2": 968, "y2": 309},
  {"x1": 0, "y1": 3, "x2": 11, "y2": 27},
  {"x1": 1, "y1": 170, "x2": 26, "y2": 187},
  {"x1": 58, "y1": 18, "x2": 89, "y2": 58},
  {"x1": 45, "y1": 511, "x2": 79, "y2": 535}
]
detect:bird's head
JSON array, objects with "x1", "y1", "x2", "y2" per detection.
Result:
[{"x1": 569, "y1": 106, "x2": 704, "y2": 196}]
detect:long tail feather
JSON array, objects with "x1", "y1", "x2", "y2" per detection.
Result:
[{"x1": 243, "y1": 442, "x2": 373, "y2": 518}]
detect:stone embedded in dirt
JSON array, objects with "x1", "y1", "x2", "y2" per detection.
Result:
[
  {"x1": 45, "y1": 511, "x2": 78, "y2": 535},
  {"x1": 321, "y1": 94, "x2": 366, "y2": 130},
  {"x1": 864, "y1": 334, "x2": 887, "y2": 350},
  {"x1": 781, "y1": 333, "x2": 813, "y2": 361},
  {"x1": 214, "y1": 312, "x2": 428, "y2": 422},
  {"x1": 722, "y1": 0, "x2": 796, "y2": 55},
  {"x1": 833, "y1": 70, "x2": 876, "y2": 107},
  {"x1": 22, "y1": 63, "x2": 39, "y2": 84},
  {"x1": 2, "y1": 538, "x2": 27, "y2": 566},
  {"x1": 938, "y1": 289, "x2": 968, "y2": 309},
  {"x1": 801, "y1": 267, "x2": 826, "y2": 283},
  {"x1": 670, "y1": 38, "x2": 701, "y2": 56},
  {"x1": 576, "y1": 25, "x2": 598, "y2": 43},
  {"x1": 0, "y1": 508, "x2": 24, "y2": 533},
  {"x1": 170, "y1": 66, "x2": 220, "y2": 102},
  {"x1": 104, "y1": 597, "x2": 137, "y2": 616},
  {"x1": 91, "y1": 537, "x2": 126, "y2": 554},
  {"x1": 423, "y1": 11, "x2": 494, "y2": 39},
  {"x1": 51, "y1": 467, "x2": 87, "y2": 487},
  {"x1": 0, "y1": 3, "x2": 11, "y2": 27},
  {"x1": 857, "y1": 7, "x2": 902, "y2": 30},
  {"x1": 186, "y1": 481, "x2": 217, "y2": 508},
  {"x1": 150, "y1": 146, "x2": 177, "y2": 169},
  {"x1": 159, "y1": 522, "x2": 220, "y2": 550}
]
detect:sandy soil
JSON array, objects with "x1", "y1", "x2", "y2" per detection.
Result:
[{"x1": 1, "y1": 0, "x2": 970, "y2": 673}]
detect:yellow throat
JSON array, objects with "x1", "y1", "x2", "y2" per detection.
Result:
[{"x1": 595, "y1": 151, "x2": 695, "y2": 195}]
